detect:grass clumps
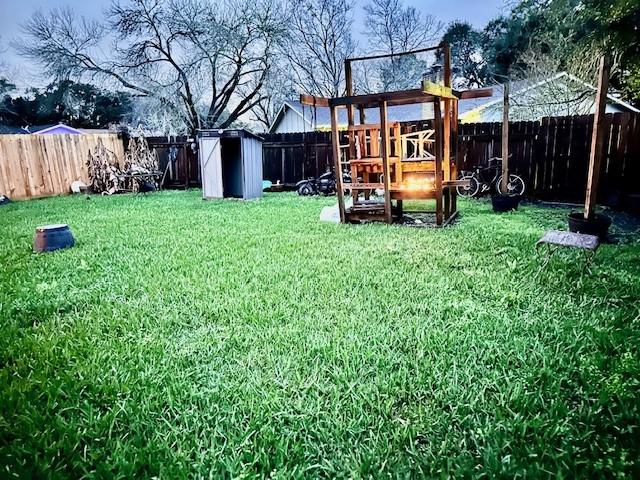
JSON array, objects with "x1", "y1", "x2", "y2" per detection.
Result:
[{"x1": 1, "y1": 191, "x2": 639, "y2": 478}]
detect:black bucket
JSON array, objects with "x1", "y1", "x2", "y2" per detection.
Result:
[
  {"x1": 33, "y1": 224, "x2": 75, "y2": 253},
  {"x1": 567, "y1": 212, "x2": 611, "y2": 240}
]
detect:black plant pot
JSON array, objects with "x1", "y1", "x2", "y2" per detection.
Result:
[
  {"x1": 33, "y1": 224, "x2": 75, "y2": 253},
  {"x1": 491, "y1": 194, "x2": 521, "y2": 212},
  {"x1": 567, "y1": 212, "x2": 611, "y2": 240}
]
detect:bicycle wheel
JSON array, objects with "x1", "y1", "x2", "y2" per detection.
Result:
[
  {"x1": 298, "y1": 183, "x2": 313, "y2": 196},
  {"x1": 496, "y1": 174, "x2": 526, "y2": 196},
  {"x1": 457, "y1": 175, "x2": 480, "y2": 197}
]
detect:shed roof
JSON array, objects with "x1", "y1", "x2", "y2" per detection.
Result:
[{"x1": 198, "y1": 128, "x2": 264, "y2": 141}]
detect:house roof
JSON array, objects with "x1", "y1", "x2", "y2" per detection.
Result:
[
  {"x1": 30, "y1": 123, "x2": 85, "y2": 134},
  {"x1": 270, "y1": 95, "x2": 513, "y2": 132},
  {"x1": 198, "y1": 128, "x2": 264, "y2": 141},
  {"x1": 0, "y1": 123, "x2": 112, "y2": 135},
  {"x1": 271, "y1": 73, "x2": 639, "y2": 132},
  {"x1": 460, "y1": 72, "x2": 639, "y2": 119},
  {"x1": 269, "y1": 100, "x2": 431, "y2": 132}
]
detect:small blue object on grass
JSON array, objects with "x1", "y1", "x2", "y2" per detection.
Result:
[
  {"x1": 0, "y1": 194, "x2": 10, "y2": 205},
  {"x1": 262, "y1": 180, "x2": 273, "y2": 191},
  {"x1": 33, "y1": 224, "x2": 75, "y2": 253}
]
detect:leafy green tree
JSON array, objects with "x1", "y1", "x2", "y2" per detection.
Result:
[
  {"x1": 578, "y1": 0, "x2": 640, "y2": 101},
  {"x1": 1, "y1": 80, "x2": 132, "y2": 128},
  {"x1": 480, "y1": 4, "x2": 544, "y2": 78},
  {"x1": 441, "y1": 22, "x2": 488, "y2": 88},
  {"x1": 479, "y1": 0, "x2": 640, "y2": 103}
]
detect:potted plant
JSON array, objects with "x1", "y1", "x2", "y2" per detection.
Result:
[
  {"x1": 491, "y1": 81, "x2": 522, "y2": 212},
  {"x1": 492, "y1": 193, "x2": 521, "y2": 212},
  {"x1": 567, "y1": 211, "x2": 611, "y2": 238}
]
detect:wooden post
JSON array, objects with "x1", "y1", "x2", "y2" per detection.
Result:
[
  {"x1": 186, "y1": 143, "x2": 191, "y2": 190},
  {"x1": 434, "y1": 99, "x2": 444, "y2": 225},
  {"x1": 345, "y1": 59, "x2": 355, "y2": 136},
  {"x1": 330, "y1": 105, "x2": 346, "y2": 223},
  {"x1": 344, "y1": 59, "x2": 357, "y2": 204},
  {"x1": 379, "y1": 100, "x2": 393, "y2": 223},
  {"x1": 443, "y1": 43, "x2": 452, "y2": 183},
  {"x1": 358, "y1": 105, "x2": 366, "y2": 124},
  {"x1": 451, "y1": 99, "x2": 459, "y2": 214},
  {"x1": 500, "y1": 82, "x2": 510, "y2": 194},
  {"x1": 584, "y1": 54, "x2": 611, "y2": 219},
  {"x1": 345, "y1": 59, "x2": 353, "y2": 96},
  {"x1": 280, "y1": 147, "x2": 285, "y2": 184}
]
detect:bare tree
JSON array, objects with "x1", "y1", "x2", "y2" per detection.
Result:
[
  {"x1": 502, "y1": 39, "x2": 623, "y2": 120},
  {"x1": 364, "y1": 0, "x2": 442, "y2": 54},
  {"x1": 248, "y1": 62, "x2": 296, "y2": 130},
  {"x1": 125, "y1": 96, "x2": 192, "y2": 136},
  {"x1": 363, "y1": 0, "x2": 442, "y2": 91},
  {"x1": 17, "y1": 0, "x2": 286, "y2": 135},
  {"x1": 280, "y1": 0, "x2": 356, "y2": 97}
]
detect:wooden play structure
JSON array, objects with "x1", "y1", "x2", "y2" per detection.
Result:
[{"x1": 301, "y1": 43, "x2": 492, "y2": 225}]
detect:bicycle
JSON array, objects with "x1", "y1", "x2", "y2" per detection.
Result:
[{"x1": 456, "y1": 156, "x2": 526, "y2": 198}]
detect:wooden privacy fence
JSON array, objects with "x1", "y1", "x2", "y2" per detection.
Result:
[
  {"x1": 457, "y1": 113, "x2": 640, "y2": 203},
  {"x1": 263, "y1": 113, "x2": 640, "y2": 203},
  {"x1": 3, "y1": 113, "x2": 637, "y2": 203},
  {"x1": 146, "y1": 136, "x2": 200, "y2": 189},
  {"x1": 0, "y1": 134, "x2": 126, "y2": 199},
  {"x1": 262, "y1": 131, "x2": 334, "y2": 185}
]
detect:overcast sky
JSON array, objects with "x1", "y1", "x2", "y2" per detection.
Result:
[{"x1": 0, "y1": 0, "x2": 509, "y2": 87}]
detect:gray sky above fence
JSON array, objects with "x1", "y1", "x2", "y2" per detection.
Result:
[{"x1": 0, "y1": 0, "x2": 508, "y2": 88}]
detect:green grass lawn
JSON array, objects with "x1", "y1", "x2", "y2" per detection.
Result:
[{"x1": 1, "y1": 191, "x2": 639, "y2": 478}]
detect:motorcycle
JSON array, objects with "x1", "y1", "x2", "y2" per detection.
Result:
[{"x1": 296, "y1": 170, "x2": 350, "y2": 196}]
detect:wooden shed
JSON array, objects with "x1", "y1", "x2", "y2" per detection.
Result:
[{"x1": 198, "y1": 129, "x2": 264, "y2": 200}]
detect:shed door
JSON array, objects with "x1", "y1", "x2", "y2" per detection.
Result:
[
  {"x1": 241, "y1": 138, "x2": 264, "y2": 199},
  {"x1": 199, "y1": 137, "x2": 222, "y2": 198}
]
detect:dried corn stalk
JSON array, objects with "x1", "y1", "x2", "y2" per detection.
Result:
[
  {"x1": 124, "y1": 136, "x2": 155, "y2": 171},
  {"x1": 123, "y1": 134, "x2": 160, "y2": 192},
  {"x1": 86, "y1": 139, "x2": 122, "y2": 195}
]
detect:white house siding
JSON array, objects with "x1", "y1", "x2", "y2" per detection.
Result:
[{"x1": 273, "y1": 108, "x2": 311, "y2": 133}]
